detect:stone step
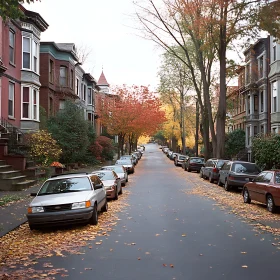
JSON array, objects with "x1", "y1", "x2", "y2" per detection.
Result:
[
  {"x1": 12, "y1": 179, "x2": 36, "y2": 191},
  {"x1": 0, "y1": 165, "x2": 13, "y2": 172},
  {"x1": 0, "y1": 170, "x2": 21, "y2": 179},
  {"x1": 4, "y1": 175, "x2": 28, "y2": 185}
]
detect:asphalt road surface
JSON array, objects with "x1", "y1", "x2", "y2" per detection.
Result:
[{"x1": 28, "y1": 144, "x2": 280, "y2": 279}]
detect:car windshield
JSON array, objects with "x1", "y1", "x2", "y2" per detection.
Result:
[
  {"x1": 93, "y1": 172, "x2": 115, "y2": 180},
  {"x1": 232, "y1": 163, "x2": 260, "y2": 174},
  {"x1": 116, "y1": 160, "x2": 131, "y2": 165},
  {"x1": 101, "y1": 166, "x2": 124, "y2": 173},
  {"x1": 38, "y1": 177, "x2": 91, "y2": 195},
  {"x1": 179, "y1": 156, "x2": 186, "y2": 160},
  {"x1": 190, "y1": 158, "x2": 204, "y2": 163},
  {"x1": 217, "y1": 160, "x2": 227, "y2": 168}
]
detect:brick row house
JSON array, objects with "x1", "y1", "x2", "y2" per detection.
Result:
[
  {"x1": 0, "y1": 6, "x2": 112, "y2": 189},
  {"x1": 227, "y1": 35, "x2": 280, "y2": 161}
]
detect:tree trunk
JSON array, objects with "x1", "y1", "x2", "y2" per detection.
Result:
[{"x1": 195, "y1": 100, "x2": 199, "y2": 156}]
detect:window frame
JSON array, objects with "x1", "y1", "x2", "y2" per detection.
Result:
[
  {"x1": 21, "y1": 85, "x2": 40, "y2": 121},
  {"x1": 22, "y1": 36, "x2": 31, "y2": 69},
  {"x1": 9, "y1": 29, "x2": 15, "y2": 64},
  {"x1": 8, "y1": 82, "x2": 15, "y2": 117},
  {"x1": 59, "y1": 66, "x2": 68, "y2": 87}
]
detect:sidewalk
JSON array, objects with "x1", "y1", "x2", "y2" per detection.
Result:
[{"x1": 0, "y1": 160, "x2": 116, "y2": 238}]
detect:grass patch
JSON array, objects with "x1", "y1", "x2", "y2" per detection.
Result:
[{"x1": 0, "y1": 195, "x2": 22, "y2": 207}]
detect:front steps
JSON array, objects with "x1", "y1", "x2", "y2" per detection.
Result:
[{"x1": 0, "y1": 160, "x2": 36, "y2": 191}]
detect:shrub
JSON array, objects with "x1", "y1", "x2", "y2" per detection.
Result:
[
  {"x1": 25, "y1": 130, "x2": 62, "y2": 167},
  {"x1": 97, "y1": 136, "x2": 115, "y2": 160},
  {"x1": 225, "y1": 129, "x2": 245, "y2": 159}
]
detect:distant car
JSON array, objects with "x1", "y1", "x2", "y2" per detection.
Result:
[
  {"x1": 218, "y1": 161, "x2": 260, "y2": 191},
  {"x1": 100, "y1": 165, "x2": 128, "y2": 186},
  {"x1": 200, "y1": 159, "x2": 229, "y2": 183},
  {"x1": 133, "y1": 151, "x2": 142, "y2": 160},
  {"x1": 92, "y1": 170, "x2": 122, "y2": 200},
  {"x1": 182, "y1": 157, "x2": 205, "y2": 172},
  {"x1": 243, "y1": 170, "x2": 280, "y2": 213},
  {"x1": 27, "y1": 173, "x2": 108, "y2": 230},
  {"x1": 162, "y1": 147, "x2": 169, "y2": 154},
  {"x1": 120, "y1": 155, "x2": 137, "y2": 165},
  {"x1": 170, "y1": 152, "x2": 180, "y2": 161},
  {"x1": 167, "y1": 150, "x2": 173, "y2": 158},
  {"x1": 174, "y1": 155, "x2": 188, "y2": 166},
  {"x1": 115, "y1": 159, "x2": 135, "y2": 174}
]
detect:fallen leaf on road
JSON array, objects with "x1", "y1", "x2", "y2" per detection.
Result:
[
  {"x1": 181, "y1": 234, "x2": 187, "y2": 237},
  {"x1": 163, "y1": 264, "x2": 167, "y2": 267},
  {"x1": 242, "y1": 265, "x2": 248, "y2": 268},
  {"x1": 170, "y1": 264, "x2": 174, "y2": 268}
]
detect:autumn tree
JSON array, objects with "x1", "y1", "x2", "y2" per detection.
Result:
[{"x1": 99, "y1": 85, "x2": 166, "y2": 158}]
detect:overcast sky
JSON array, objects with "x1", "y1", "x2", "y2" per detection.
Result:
[{"x1": 24, "y1": 0, "x2": 162, "y2": 89}]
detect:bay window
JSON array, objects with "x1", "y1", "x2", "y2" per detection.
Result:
[
  {"x1": 22, "y1": 35, "x2": 40, "y2": 72},
  {"x1": 23, "y1": 37, "x2": 31, "y2": 69},
  {"x1": 33, "y1": 41, "x2": 38, "y2": 73},
  {"x1": 21, "y1": 85, "x2": 39, "y2": 121},
  {"x1": 88, "y1": 88, "x2": 92, "y2": 105},
  {"x1": 59, "y1": 66, "x2": 67, "y2": 86}
]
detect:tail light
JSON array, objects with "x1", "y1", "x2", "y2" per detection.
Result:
[{"x1": 213, "y1": 168, "x2": 219, "y2": 173}]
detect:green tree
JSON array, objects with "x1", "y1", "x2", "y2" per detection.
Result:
[
  {"x1": 224, "y1": 129, "x2": 245, "y2": 159},
  {"x1": 252, "y1": 134, "x2": 280, "y2": 170},
  {"x1": 0, "y1": 0, "x2": 38, "y2": 20},
  {"x1": 47, "y1": 100, "x2": 90, "y2": 164}
]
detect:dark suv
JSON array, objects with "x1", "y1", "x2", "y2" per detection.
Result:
[
  {"x1": 200, "y1": 159, "x2": 229, "y2": 183},
  {"x1": 218, "y1": 161, "x2": 260, "y2": 191}
]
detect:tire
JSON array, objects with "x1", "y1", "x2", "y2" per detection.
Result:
[
  {"x1": 115, "y1": 188, "x2": 119, "y2": 200},
  {"x1": 243, "y1": 188, "x2": 251, "y2": 204},
  {"x1": 209, "y1": 173, "x2": 214, "y2": 183},
  {"x1": 267, "y1": 194, "x2": 276, "y2": 213},
  {"x1": 121, "y1": 182, "x2": 126, "y2": 186},
  {"x1": 29, "y1": 224, "x2": 36, "y2": 230},
  {"x1": 126, "y1": 176, "x2": 128, "y2": 182},
  {"x1": 224, "y1": 179, "x2": 231, "y2": 191},
  {"x1": 89, "y1": 204, "x2": 98, "y2": 225},
  {"x1": 217, "y1": 177, "x2": 222, "y2": 186},
  {"x1": 101, "y1": 199, "x2": 108, "y2": 212},
  {"x1": 200, "y1": 170, "x2": 203, "y2": 178},
  {"x1": 187, "y1": 167, "x2": 191, "y2": 172},
  {"x1": 119, "y1": 186, "x2": 123, "y2": 195}
]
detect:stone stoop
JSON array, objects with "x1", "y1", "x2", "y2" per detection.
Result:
[{"x1": 0, "y1": 160, "x2": 36, "y2": 191}]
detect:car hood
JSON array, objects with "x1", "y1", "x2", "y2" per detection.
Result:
[{"x1": 30, "y1": 191, "x2": 93, "y2": 207}]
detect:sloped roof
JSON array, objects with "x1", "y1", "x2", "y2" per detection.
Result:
[
  {"x1": 56, "y1": 43, "x2": 76, "y2": 53},
  {"x1": 97, "y1": 71, "x2": 109, "y2": 86}
]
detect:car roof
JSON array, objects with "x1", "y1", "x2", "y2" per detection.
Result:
[
  {"x1": 92, "y1": 169, "x2": 114, "y2": 174},
  {"x1": 48, "y1": 172, "x2": 92, "y2": 181}
]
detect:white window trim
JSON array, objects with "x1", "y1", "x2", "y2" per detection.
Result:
[
  {"x1": 22, "y1": 35, "x2": 40, "y2": 73},
  {"x1": 9, "y1": 29, "x2": 15, "y2": 64},
  {"x1": 88, "y1": 87, "x2": 92, "y2": 105},
  {"x1": 21, "y1": 84, "x2": 40, "y2": 121},
  {"x1": 22, "y1": 36, "x2": 31, "y2": 70}
]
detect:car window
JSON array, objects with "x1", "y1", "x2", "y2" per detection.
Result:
[
  {"x1": 93, "y1": 172, "x2": 115, "y2": 180},
  {"x1": 264, "y1": 172, "x2": 273, "y2": 183},
  {"x1": 275, "y1": 172, "x2": 280, "y2": 184},
  {"x1": 179, "y1": 156, "x2": 186, "y2": 160},
  {"x1": 232, "y1": 163, "x2": 260, "y2": 174},
  {"x1": 254, "y1": 172, "x2": 267, "y2": 182},
  {"x1": 190, "y1": 158, "x2": 204, "y2": 163},
  {"x1": 221, "y1": 162, "x2": 231, "y2": 171},
  {"x1": 217, "y1": 160, "x2": 228, "y2": 168},
  {"x1": 116, "y1": 160, "x2": 131, "y2": 165},
  {"x1": 38, "y1": 177, "x2": 92, "y2": 195}
]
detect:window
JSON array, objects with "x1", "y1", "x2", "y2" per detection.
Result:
[
  {"x1": 245, "y1": 64, "x2": 250, "y2": 84},
  {"x1": 247, "y1": 126, "x2": 250, "y2": 145},
  {"x1": 32, "y1": 41, "x2": 38, "y2": 73},
  {"x1": 83, "y1": 84, "x2": 86, "y2": 101},
  {"x1": 254, "y1": 95, "x2": 258, "y2": 113},
  {"x1": 59, "y1": 66, "x2": 67, "y2": 86},
  {"x1": 22, "y1": 37, "x2": 31, "y2": 69},
  {"x1": 272, "y1": 82, "x2": 277, "y2": 113},
  {"x1": 273, "y1": 45, "x2": 276, "y2": 62},
  {"x1": 49, "y1": 97, "x2": 53, "y2": 116},
  {"x1": 70, "y1": 70, "x2": 74, "y2": 89},
  {"x1": 254, "y1": 126, "x2": 258, "y2": 136},
  {"x1": 81, "y1": 83, "x2": 83, "y2": 99},
  {"x1": 9, "y1": 30, "x2": 15, "y2": 64},
  {"x1": 260, "y1": 125, "x2": 264, "y2": 134},
  {"x1": 76, "y1": 79, "x2": 79, "y2": 96},
  {"x1": 33, "y1": 89, "x2": 38, "y2": 119},
  {"x1": 8, "y1": 82, "x2": 15, "y2": 117},
  {"x1": 88, "y1": 88, "x2": 92, "y2": 104},
  {"x1": 259, "y1": 56, "x2": 264, "y2": 78},
  {"x1": 59, "y1": 100, "x2": 65, "y2": 110},
  {"x1": 247, "y1": 96, "x2": 250, "y2": 114},
  {"x1": 260, "y1": 91, "x2": 264, "y2": 112},
  {"x1": 49, "y1": 60, "x2": 54, "y2": 83},
  {"x1": 22, "y1": 87, "x2": 30, "y2": 118},
  {"x1": 264, "y1": 172, "x2": 273, "y2": 183},
  {"x1": 273, "y1": 128, "x2": 277, "y2": 134}
]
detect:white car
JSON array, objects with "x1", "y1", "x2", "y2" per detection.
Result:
[
  {"x1": 100, "y1": 165, "x2": 128, "y2": 186},
  {"x1": 115, "y1": 159, "x2": 135, "y2": 174},
  {"x1": 27, "y1": 173, "x2": 108, "y2": 230}
]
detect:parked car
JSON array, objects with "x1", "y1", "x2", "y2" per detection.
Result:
[
  {"x1": 170, "y1": 152, "x2": 180, "y2": 161},
  {"x1": 27, "y1": 173, "x2": 108, "y2": 230},
  {"x1": 162, "y1": 147, "x2": 169, "y2": 154},
  {"x1": 100, "y1": 165, "x2": 128, "y2": 186},
  {"x1": 133, "y1": 151, "x2": 142, "y2": 160},
  {"x1": 120, "y1": 155, "x2": 137, "y2": 165},
  {"x1": 243, "y1": 170, "x2": 280, "y2": 213},
  {"x1": 92, "y1": 170, "x2": 122, "y2": 200},
  {"x1": 174, "y1": 155, "x2": 188, "y2": 167},
  {"x1": 200, "y1": 158, "x2": 229, "y2": 183},
  {"x1": 218, "y1": 161, "x2": 261, "y2": 191},
  {"x1": 182, "y1": 157, "x2": 205, "y2": 172},
  {"x1": 167, "y1": 150, "x2": 173, "y2": 158},
  {"x1": 115, "y1": 159, "x2": 135, "y2": 174}
]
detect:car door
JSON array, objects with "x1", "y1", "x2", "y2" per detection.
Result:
[
  {"x1": 219, "y1": 162, "x2": 231, "y2": 184},
  {"x1": 271, "y1": 172, "x2": 280, "y2": 206},
  {"x1": 205, "y1": 160, "x2": 212, "y2": 178},
  {"x1": 248, "y1": 172, "x2": 267, "y2": 202},
  {"x1": 112, "y1": 171, "x2": 121, "y2": 193},
  {"x1": 90, "y1": 175, "x2": 105, "y2": 210}
]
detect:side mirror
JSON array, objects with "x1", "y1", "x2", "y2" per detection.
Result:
[
  {"x1": 95, "y1": 183, "x2": 103, "y2": 190},
  {"x1": 30, "y1": 192, "x2": 37, "y2": 197}
]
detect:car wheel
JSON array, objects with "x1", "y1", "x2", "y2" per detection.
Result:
[
  {"x1": 209, "y1": 173, "x2": 214, "y2": 183},
  {"x1": 119, "y1": 186, "x2": 123, "y2": 195},
  {"x1": 90, "y1": 204, "x2": 98, "y2": 225},
  {"x1": 29, "y1": 224, "x2": 36, "y2": 230},
  {"x1": 101, "y1": 199, "x2": 108, "y2": 212},
  {"x1": 267, "y1": 195, "x2": 276, "y2": 213},
  {"x1": 187, "y1": 167, "x2": 191, "y2": 172},
  {"x1": 217, "y1": 177, "x2": 222, "y2": 186},
  {"x1": 115, "y1": 188, "x2": 119, "y2": 200},
  {"x1": 199, "y1": 170, "x2": 203, "y2": 178},
  {"x1": 243, "y1": 188, "x2": 251, "y2": 204},
  {"x1": 126, "y1": 176, "x2": 128, "y2": 182},
  {"x1": 224, "y1": 180, "x2": 231, "y2": 191}
]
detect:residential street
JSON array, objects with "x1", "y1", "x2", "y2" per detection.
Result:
[{"x1": 1, "y1": 143, "x2": 280, "y2": 279}]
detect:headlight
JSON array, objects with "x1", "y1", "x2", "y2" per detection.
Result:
[
  {"x1": 72, "y1": 201, "x2": 91, "y2": 209},
  {"x1": 28, "y1": 206, "x2": 44, "y2": 214}
]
